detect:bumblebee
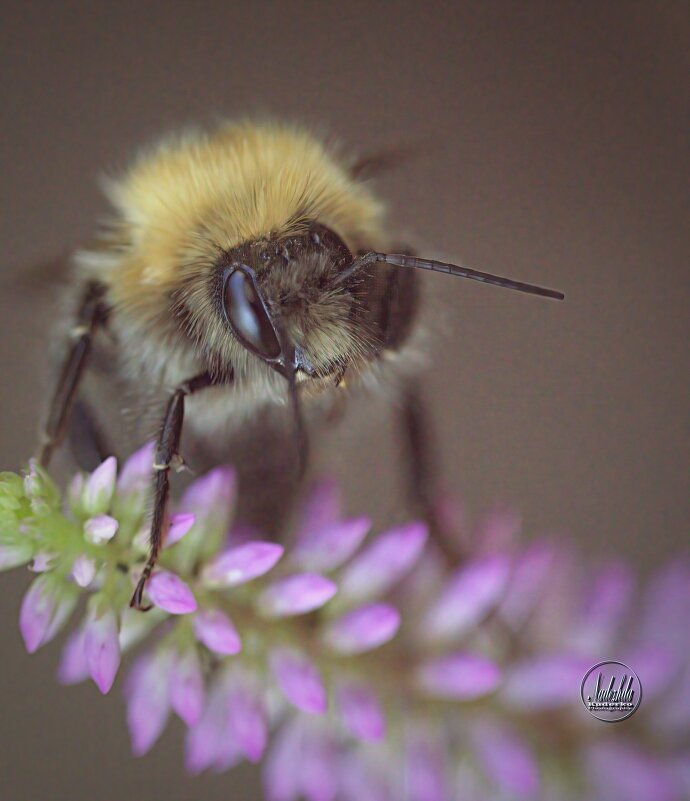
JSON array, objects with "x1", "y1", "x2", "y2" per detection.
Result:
[{"x1": 35, "y1": 121, "x2": 563, "y2": 609}]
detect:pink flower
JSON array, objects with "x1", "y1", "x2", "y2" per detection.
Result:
[
  {"x1": 323, "y1": 603, "x2": 400, "y2": 655},
  {"x1": 84, "y1": 607, "x2": 121, "y2": 694},
  {"x1": 270, "y1": 647, "x2": 327, "y2": 714},
  {"x1": 71, "y1": 554, "x2": 97, "y2": 587},
  {"x1": 81, "y1": 456, "x2": 117, "y2": 515},
  {"x1": 116, "y1": 442, "x2": 154, "y2": 498},
  {"x1": 501, "y1": 652, "x2": 592, "y2": 710},
  {"x1": 292, "y1": 516, "x2": 371, "y2": 573},
  {"x1": 83, "y1": 514, "x2": 119, "y2": 544},
  {"x1": 170, "y1": 649, "x2": 205, "y2": 726},
  {"x1": 193, "y1": 609, "x2": 242, "y2": 655},
  {"x1": 422, "y1": 552, "x2": 511, "y2": 643},
  {"x1": 417, "y1": 652, "x2": 502, "y2": 700},
  {"x1": 226, "y1": 671, "x2": 268, "y2": 763},
  {"x1": 19, "y1": 575, "x2": 77, "y2": 654},
  {"x1": 471, "y1": 719, "x2": 540, "y2": 799},
  {"x1": 57, "y1": 624, "x2": 90, "y2": 685},
  {"x1": 6, "y1": 450, "x2": 689, "y2": 800},
  {"x1": 338, "y1": 522, "x2": 428, "y2": 602},
  {"x1": 337, "y1": 681, "x2": 387, "y2": 742},
  {"x1": 257, "y1": 573, "x2": 337, "y2": 617},
  {"x1": 179, "y1": 466, "x2": 237, "y2": 539},
  {"x1": 147, "y1": 571, "x2": 197, "y2": 614},
  {"x1": 185, "y1": 672, "x2": 241, "y2": 774},
  {"x1": 166, "y1": 513, "x2": 196, "y2": 547},
  {"x1": 125, "y1": 651, "x2": 173, "y2": 756},
  {"x1": 201, "y1": 541, "x2": 284, "y2": 588}
]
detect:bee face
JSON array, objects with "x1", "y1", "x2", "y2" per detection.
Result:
[{"x1": 214, "y1": 225, "x2": 369, "y2": 388}]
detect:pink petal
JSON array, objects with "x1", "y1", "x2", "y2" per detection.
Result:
[
  {"x1": 297, "y1": 722, "x2": 338, "y2": 801},
  {"x1": 194, "y1": 609, "x2": 242, "y2": 655},
  {"x1": 417, "y1": 652, "x2": 502, "y2": 700},
  {"x1": 72, "y1": 554, "x2": 97, "y2": 587},
  {"x1": 67, "y1": 472, "x2": 85, "y2": 513},
  {"x1": 623, "y1": 643, "x2": 679, "y2": 700},
  {"x1": 472, "y1": 719, "x2": 540, "y2": 799},
  {"x1": 653, "y1": 666, "x2": 690, "y2": 737},
  {"x1": 640, "y1": 558, "x2": 690, "y2": 657},
  {"x1": 82, "y1": 456, "x2": 117, "y2": 515},
  {"x1": 179, "y1": 466, "x2": 237, "y2": 535},
  {"x1": 263, "y1": 718, "x2": 305, "y2": 801},
  {"x1": 125, "y1": 651, "x2": 173, "y2": 756},
  {"x1": 299, "y1": 478, "x2": 342, "y2": 537},
  {"x1": 583, "y1": 561, "x2": 635, "y2": 628},
  {"x1": 270, "y1": 647, "x2": 327, "y2": 714},
  {"x1": 147, "y1": 570, "x2": 197, "y2": 614},
  {"x1": 202, "y1": 540, "x2": 284, "y2": 588},
  {"x1": 185, "y1": 673, "x2": 233, "y2": 775},
  {"x1": 57, "y1": 625, "x2": 89, "y2": 685},
  {"x1": 406, "y1": 729, "x2": 449, "y2": 801},
  {"x1": 584, "y1": 740, "x2": 680, "y2": 801},
  {"x1": 258, "y1": 573, "x2": 337, "y2": 618},
  {"x1": 185, "y1": 717, "x2": 219, "y2": 775},
  {"x1": 166, "y1": 513, "x2": 196, "y2": 547},
  {"x1": 117, "y1": 441, "x2": 155, "y2": 496},
  {"x1": 422, "y1": 553, "x2": 511, "y2": 643},
  {"x1": 498, "y1": 541, "x2": 555, "y2": 629},
  {"x1": 501, "y1": 653, "x2": 592, "y2": 710},
  {"x1": 84, "y1": 608, "x2": 121, "y2": 694},
  {"x1": 0, "y1": 541, "x2": 33, "y2": 571},
  {"x1": 323, "y1": 603, "x2": 400, "y2": 655},
  {"x1": 292, "y1": 517, "x2": 371, "y2": 572},
  {"x1": 568, "y1": 561, "x2": 635, "y2": 654},
  {"x1": 227, "y1": 674, "x2": 268, "y2": 763},
  {"x1": 28, "y1": 551, "x2": 55, "y2": 572},
  {"x1": 339, "y1": 522, "x2": 428, "y2": 602},
  {"x1": 170, "y1": 650, "x2": 205, "y2": 726},
  {"x1": 337, "y1": 681, "x2": 386, "y2": 741},
  {"x1": 83, "y1": 514, "x2": 119, "y2": 544},
  {"x1": 19, "y1": 575, "x2": 77, "y2": 654},
  {"x1": 265, "y1": 717, "x2": 337, "y2": 801}
]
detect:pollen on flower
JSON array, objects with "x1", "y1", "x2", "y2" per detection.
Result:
[{"x1": 1, "y1": 450, "x2": 688, "y2": 801}]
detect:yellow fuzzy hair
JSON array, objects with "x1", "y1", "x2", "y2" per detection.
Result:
[{"x1": 85, "y1": 121, "x2": 389, "y2": 319}]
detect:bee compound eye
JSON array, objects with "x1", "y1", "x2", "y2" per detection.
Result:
[{"x1": 224, "y1": 269, "x2": 282, "y2": 360}]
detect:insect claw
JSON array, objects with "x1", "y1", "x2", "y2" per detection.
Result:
[{"x1": 129, "y1": 573, "x2": 153, "y2": 612}]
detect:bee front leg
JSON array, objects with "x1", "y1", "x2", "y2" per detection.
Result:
[
  {"x1": 130, "y1": 371, "x2": 218, "y2": 611},
  {"x1": 37, "y1": 282, "x2": 108, "y2": 467}
]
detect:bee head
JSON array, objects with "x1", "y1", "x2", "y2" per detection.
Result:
[{"x1": 218, "y1": 224, "x2": 370, "y2": 384}]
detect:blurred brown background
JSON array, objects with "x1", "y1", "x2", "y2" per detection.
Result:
[{"x1": 0, "y1": 2, "x2": 687, "y2": 799}]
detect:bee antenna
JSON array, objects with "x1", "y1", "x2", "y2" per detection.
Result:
[{"x1": 337, "y1": 252, "x2": 565, "y2": 300}]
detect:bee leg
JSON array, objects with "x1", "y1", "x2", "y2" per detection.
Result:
[
  {"x1": 37, "y1": 282, "x2": 108, "y2": 467},
  {"x1": 68, "y1": 398, "x2": 113, "y2": 471},
  {"x1": 130, "y1": 372, "x2": 216, "y2": 612},
  {"x1": 400, "y1": 381, "x2": 460, "y2": 564}
]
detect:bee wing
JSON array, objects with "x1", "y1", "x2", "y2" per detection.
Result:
[
  {"x1": 349, "y1": 140, "x2": 434, "y2": 181},
  {"x1": 4, "y1": 249, "x2": 75, "y2": 295}
]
